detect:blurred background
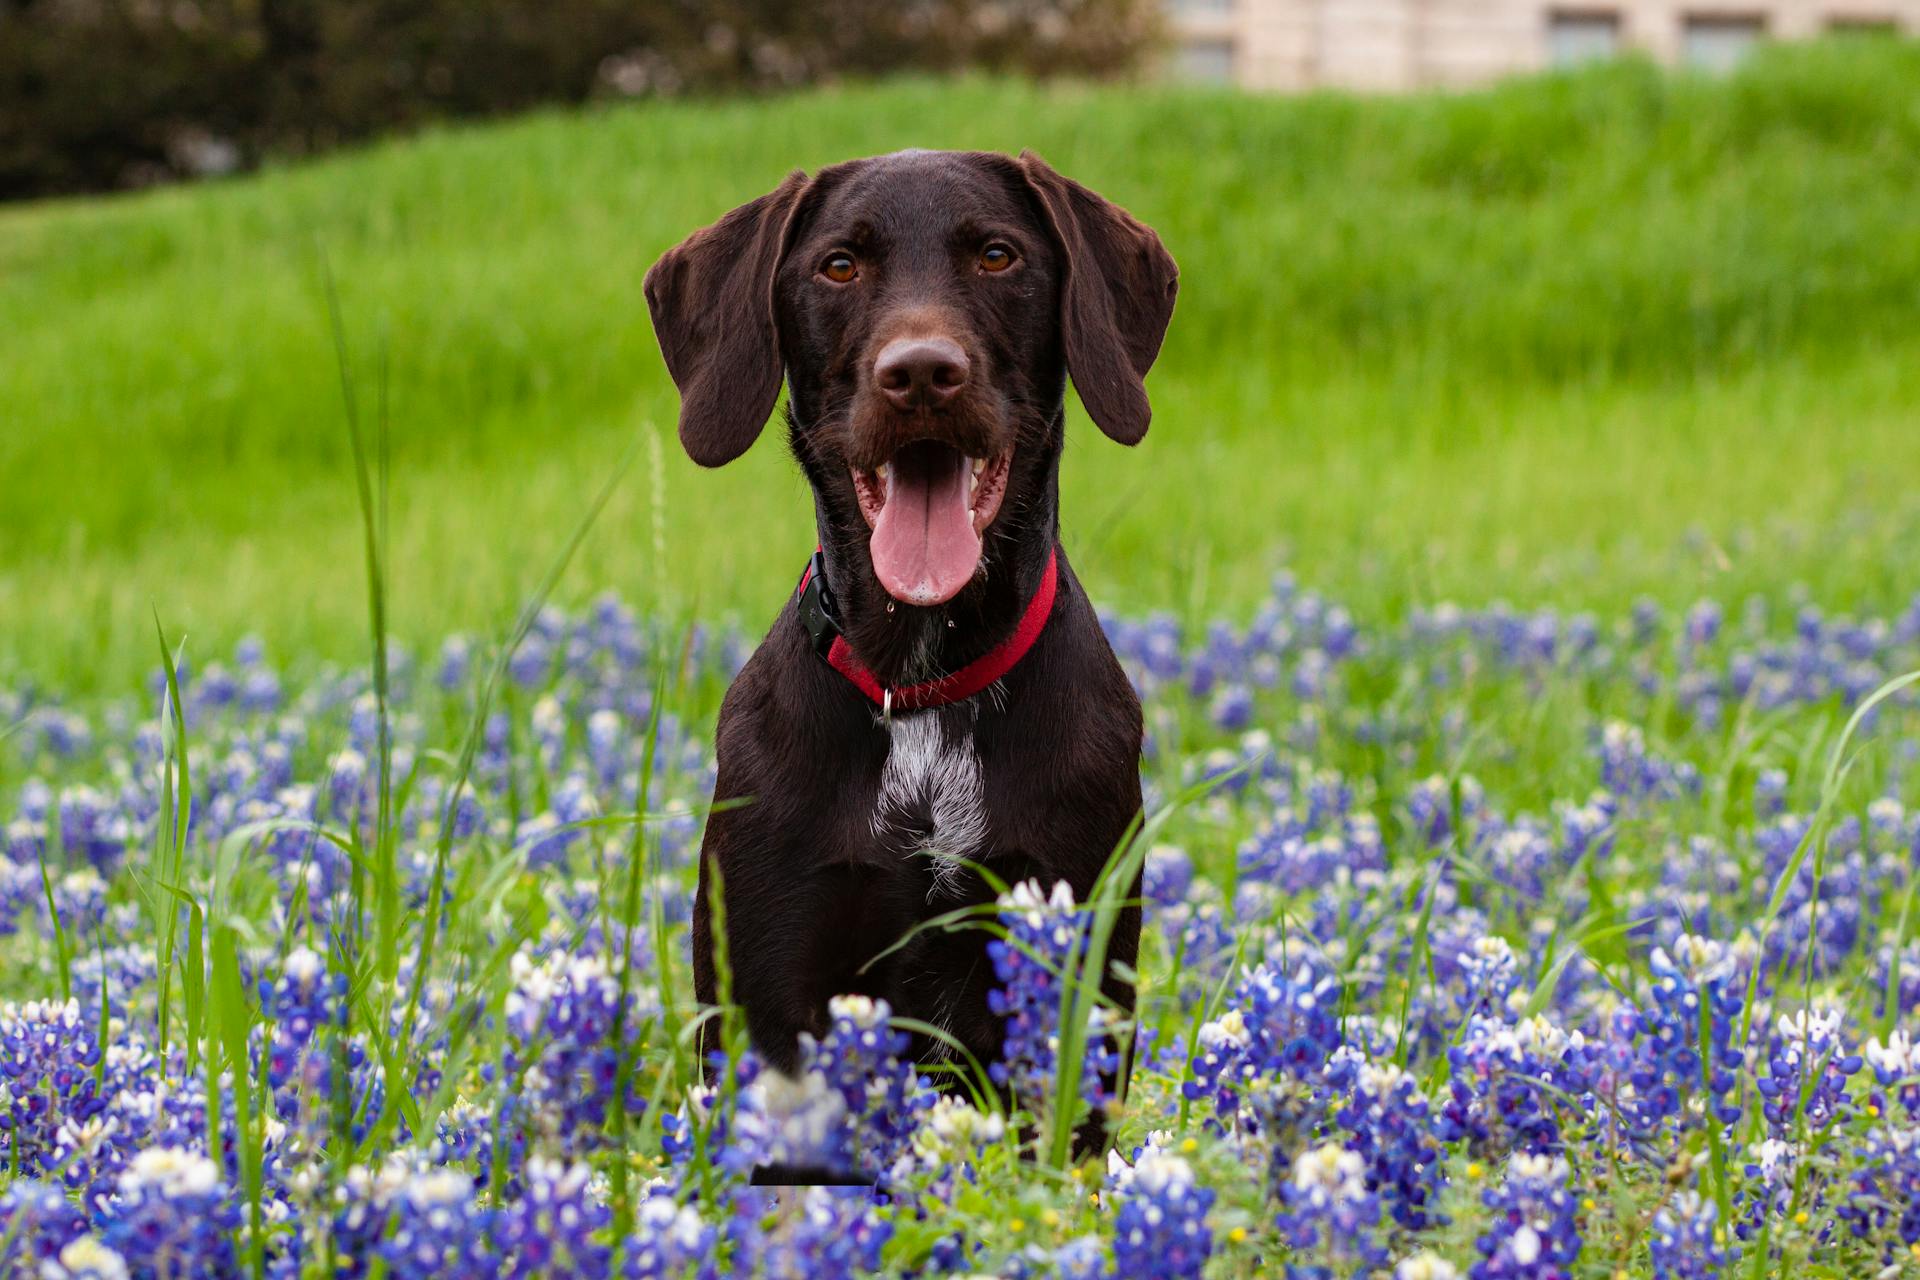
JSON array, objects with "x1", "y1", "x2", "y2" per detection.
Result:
[{"x1": 2, "y1": 0, "x2": 1917, "y2": 691}]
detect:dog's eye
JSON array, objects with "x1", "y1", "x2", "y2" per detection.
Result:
[
  {"x1": 979, "y1": 244, "x2": 1016, "y2": 273},
  {"x1": 820, "y1": 252, "x2": 858, "y2": 284}
]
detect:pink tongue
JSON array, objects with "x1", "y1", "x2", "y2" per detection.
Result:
[{"x1": 869, "y1": 443, "x2": 980, "y2": 606}]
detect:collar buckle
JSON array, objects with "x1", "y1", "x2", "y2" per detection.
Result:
[{"x1": 797, "y1": 550, "x2": 840, "y2": 657}]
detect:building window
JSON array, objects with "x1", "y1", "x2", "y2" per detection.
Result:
[
  {"x1": 1548, "y1": 10, "x2": 1623, "y2": 65},
  {"x1": 1682, "y1": 14, "x2": 1766, "y2": 70},
  {"x1": 1172, "y1": 37, "x2": 1236, "y2": 82}
]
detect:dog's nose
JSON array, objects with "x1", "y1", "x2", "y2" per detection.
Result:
[{"x1": 874, "y1": 337, "x2": 969, "y2": 411}]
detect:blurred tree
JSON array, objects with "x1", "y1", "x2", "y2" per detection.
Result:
[{"x1": 0, "y1": 0, "x2": 1159, "y2": 198}]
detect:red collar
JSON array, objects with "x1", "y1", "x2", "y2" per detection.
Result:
[{"x1": 795, "y1": 548, "x2": 1059, "y2": 712}]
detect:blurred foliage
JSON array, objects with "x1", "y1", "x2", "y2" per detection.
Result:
[{"x1": 0, "y1": 0, "x2": 1157, "y2": 198}]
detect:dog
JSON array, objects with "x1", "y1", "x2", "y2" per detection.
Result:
[{"x1": 644, "y1": 149, "x2": 1177, "y2": 1158}]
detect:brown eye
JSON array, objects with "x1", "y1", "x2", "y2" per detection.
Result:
[
  {"x1": 980, "y1": 244, "x2": 1015, "y2": 273},
  {"x1": 820, "y1": 252, "x2": 857, "y2": 283}
]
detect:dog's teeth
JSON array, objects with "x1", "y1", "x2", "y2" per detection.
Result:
[
  {"x1": 877, "y1": 464, "x2": 890, "y2": 484},
  {"x1": 971, "y1": 457, "x2": 985, "y2": 476}
]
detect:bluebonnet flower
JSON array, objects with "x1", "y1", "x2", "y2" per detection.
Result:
[
  {"x1": 989, "y1": 880, "x2": 1114, "y2": 1118},
  {"x1": 0, "y1": 1179, "x2": 87, "y2": 1270},
  {"x1": 1143, "y1": 843, "x2": 1194, "y2": 909},
  {"x1": 322, "y1": 747, "x2": 369, "y2": 825},
  {"x1": 503, "y1": 947, "x2": 654, "y2": 1155},
  {"x1": 1240, "y1": 816, "x2": 1384, "y2": 898},
  {"x1": 1605, "y1": 937, "x2": 1743, "y2": 1145},
  {"x1": 1597, "y1": 721, "x2": 1698, "y2": 807},
  {"x1": 1185, "y1": 961, "x2": 1341, "y2": 1135},
  {"x1": 493, "y1": 1158, "x2": 610, "y2": 1277},
  {"x1": 780, "y1": 994, "x2": 929, "y2": 1179},
  {"x1": 1684, "y1": 599, "x2": 1723, "y2": 648},
  {"x1": 1324, "y1": 1052, "x2": 1446, "y2": 1230},
  {"x1": 1650, "y1": 1191, "x2": 1735, "y2": 1279},
  {"x1": 1274, "y1": 1142, "x2": 1387, "y2": 1278},
  {"x1": 30, "y1": 708, "x2": 95, "y2": 759},
  {"x1": 1438, "y1": 1016, "x2": 1591, "y2": 1159},
  {"x1": 904, "y1": 1093, "x2": 1006, "y2": 1184},
  {"x1": 1870, "y1": 941, "x2": 1920, "y2": 1020},
  {"x1": 586, "y1": 708, "x2": 628, "y2": 789},
  {"x1": 1456, "y1": 934, "x2": 1522, "y2": 1023},
  {"x1": 531, "y1": 695, "x2": 569, "y2": 772},
  {"x1": 1108, "y1": 1149, "x2": 1214, "y2": 1280},
  {"x1": 0, "y1": 854, "x2": 38, "y2": 935},
  {"x1": 516, "y1": 775, "x2": 600, "y2": 870},
  {"x1": 100, "y1": 1148, "x2": 240, "y2": 1279},
  {"x1": 509, "y1": 628, "x2": 556, "y2": 688},
  {"x1": 260, "y1": 945, "x2": 343, "y2": 1084},
  {"x1": 1050, "y1": 1234, "x2": 1108, "y2": 1280},
  {"x1": 746, "y1": 1186, "x2": 891, "y2": 1279},
  {"x1": 1735, "y1": 1137, "x2": 1799, "y2": 1239},
  {"x1": 1210, "y1": 681, "x2": 1254, "y2": 731},
  {"x1": 53, "y1": 786, "x2": 134, "y2": 875},
  {"x1": 1397, "y1": 1254, "x2": 1462, "y2": 1280},
  {"x1": 1754, "y1": 1006, "x2": 1860, "y2": 1137},
  {"x1": 621, "y1": 1190, "x2": 713, "y2": 1278},
  {"x1": 1479, "y1": 823, "x2": 1556, "y2": 907},
  {"x1": 1835, "y1": 1124, "x2": 1920, "y2": 1258},
  {"x1": 319, "y1": 1158, "x2": 411, "y2": 1277},
  {"x1": 1471, "y1": 1153, "x2": 1579, "y2": 1279},
  {"x1": 1405, "y1": 775, "x2": 1485, "y2": 847},
  {"x1": 1168, "y1": 901, "x2": 1236, "y2": 999},
  {"x1": 1865, "y1": 1030, "x2": 1920, "y2": 1119},
  {"x1": 0, "y1": 997, "x2": 106, "y2": 1176},
  {"x1": 38, "y1": 1237, "x2": 132, "y2": 1280},
  {"x1": 379, "y1": 1167, "x2": 496, "y2": 1279},
  {"x1": 51, "y1": 867, "x2": 110, "y2": 935}
]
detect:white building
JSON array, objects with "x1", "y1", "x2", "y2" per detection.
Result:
[{"x1": 1166, "y1": 0, "x2": 1916, "y2": 89}]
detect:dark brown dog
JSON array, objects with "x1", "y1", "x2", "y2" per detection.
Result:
[{"x1": 645, "y1": 150, "x2": 1177, "y2": 1146}]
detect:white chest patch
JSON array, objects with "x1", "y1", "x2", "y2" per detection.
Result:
[{"x1": 873, "y1": 711, "x2": 989, "y2": 897}]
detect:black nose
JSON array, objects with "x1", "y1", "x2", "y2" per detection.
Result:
[{"x1": 874, "y1": 337, "x2": 969, "y2": 411}]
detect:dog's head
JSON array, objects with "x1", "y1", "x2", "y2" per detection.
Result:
[{"x1": 646, "y1": 149, "x2": 1176, "y2": 608}]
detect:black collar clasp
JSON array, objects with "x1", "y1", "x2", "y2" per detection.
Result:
[{"x1": 797, "y1": 550, "x2": 841, "y2": 657}]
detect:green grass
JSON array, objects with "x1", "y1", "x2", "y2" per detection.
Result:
[{"x1": 5, "y1": 41, "x2": 1920, "y2": 693}]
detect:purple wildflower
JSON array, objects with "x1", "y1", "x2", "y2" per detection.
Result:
[
  {"x1": 988, "y1": 880, "x2": 1114, "y2": 1118},
  {"x1": 1109, "y1": 1149, "x2": 1214, "y2": 1280},
  {"x1": 1650, "y1": 1191, "x2": 1735, "y2": 1279},
  {"x1": 1274, "y1": 1142, "x2": 1388, "y2": 1278},
  {"x1": 1471, "y1": 1153, "x2": 1580, "y2": 1280}
]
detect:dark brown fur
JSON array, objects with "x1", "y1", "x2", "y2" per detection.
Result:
[{"x1": 645, "y1": 149, "x2": 1177, "y2": 1152}]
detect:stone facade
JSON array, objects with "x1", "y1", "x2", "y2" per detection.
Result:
[{"x1": 1166, "y1": 0, "x2": 1917, "y2": 89}]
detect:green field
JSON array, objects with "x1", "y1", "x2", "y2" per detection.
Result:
[
  {"x1": 5, "y1": 41, "x2": 1920, "y2": 693},
  {"x1": 8, "y1": 42, "x2": 1920, "y2": 1278}
]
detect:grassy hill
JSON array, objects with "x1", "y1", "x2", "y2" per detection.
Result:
[{"x1": 5, "y1": 41, "x2": 1920, "y2": 692}]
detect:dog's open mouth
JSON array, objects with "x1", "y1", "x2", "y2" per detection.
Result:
[{"x1": 850, "y1": 441, "x2": 1012, "y2": 607}]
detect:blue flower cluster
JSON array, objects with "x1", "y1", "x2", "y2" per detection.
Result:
[
  {"x1": 1108, "y1": 1144, "x2": 1215, "y2": 1279},
  {"x1": 1471, "y1": 1154, "x2": 1579, "y2": 1279},
  {"x1": 989, "y1": 879, "x2": 1117, "y2": 1121},
  {"x1": 3, "y1": 573, "x2": 1920, "y2": 1276}
]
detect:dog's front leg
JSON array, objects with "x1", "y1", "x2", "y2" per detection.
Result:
[{"x1": 689, "y1": 832, "x2": 844, "y2": 1078}]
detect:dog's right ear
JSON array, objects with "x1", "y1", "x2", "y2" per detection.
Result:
[{"x1": 645, "y1": 171, "x2": 811, "y2": 468}]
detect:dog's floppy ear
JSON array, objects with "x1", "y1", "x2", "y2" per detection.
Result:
[
  {"x1": 1017, "y1": 150, "x2": 1178, "y2": 445},
  {"x1": 645, "y1": 171, "x2": 811, "y2": 467}
]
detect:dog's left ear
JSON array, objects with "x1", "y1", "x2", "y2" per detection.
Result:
[
  {"x1": 645, "y1": 171, "x2": 811, "y2": 467},
  {"x1": 1018, "y1": 150, "x2": 1178, "y2": 445}
]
